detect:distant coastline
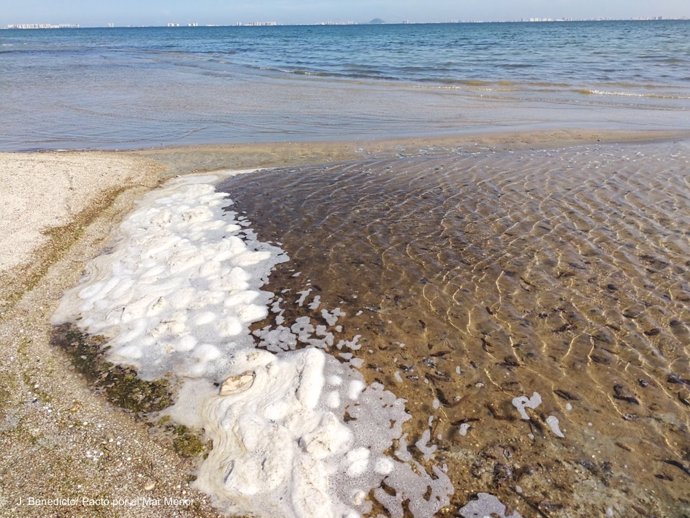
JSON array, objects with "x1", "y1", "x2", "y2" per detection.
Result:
[{"x1": 3, "y1": 17, "x2": 689, "y2": 30}]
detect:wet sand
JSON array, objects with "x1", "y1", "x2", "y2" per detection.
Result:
[{"x1": 1, "y1": 132, "x2": 689, "y2": 517}]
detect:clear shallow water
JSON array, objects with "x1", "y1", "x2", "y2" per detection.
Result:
[
  {"x1": 2, "y1": 21, "x2": 690, "y2": 150},
  {"x1": 220, "y1": 140, "x2": 690, "y2": 516}
]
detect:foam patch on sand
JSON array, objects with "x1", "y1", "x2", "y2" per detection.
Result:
[
  {"x1": 458, "y1": 492, "x2": 522, "y2": 518},
  {"x1": 198, "y1": 347, "x2": 452, "y2": 518},
  {"x1": 54, "y1": 173, "x2": 286, "y2": 381},
  {"x1": 511, "y1": 392, "x2": 542, "y2": 421},
  {"x1": 53, "y1": 172, "x2": 453, "y2": 518}
]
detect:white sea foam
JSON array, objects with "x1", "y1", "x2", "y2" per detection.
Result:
[
  {"x1": 511, "y1": 392, "x2": 542, "y2": 421},
  {"x1": 546, "y1": 415, "x2": 565, "y2": 438},
  {"x1": 53, "y1": 172, "x2": 453, "y2": 518},
  {"x1": 588, "y1": 89, "x2": 646, "y2": 98},
  {"x1": 458, "y1": 492, "x2": 522, "y2": 518},
  {"x1": 583, "y1": 89, "x2": 690, "y2": 100},
  {"x1": 55, "y1": 172, "x2": 285, "y2": 381}
]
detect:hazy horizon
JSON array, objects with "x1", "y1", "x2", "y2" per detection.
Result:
[{"x1": 1, "y1": 0, "x2": 688, "y2": 27}]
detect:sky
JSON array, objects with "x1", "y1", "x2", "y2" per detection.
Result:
[{"x1": 1, "y1": 0, "x2": 688, "y2": 26}]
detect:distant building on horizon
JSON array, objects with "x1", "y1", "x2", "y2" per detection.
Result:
[{"x1": 7, "y1": 23, "x2": 79, "y2": 29}]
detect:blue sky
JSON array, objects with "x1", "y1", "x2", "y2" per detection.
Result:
[{"x1": 1, "y1": 0, "x2": 688, "y2": 26}]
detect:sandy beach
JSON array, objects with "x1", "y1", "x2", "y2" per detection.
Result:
[
  {"x1": 1, "y1": 129, "x2": 688, "y2": 517},
  {"x1": 3, "y1": 13, "x2": 690, "y2": 518},
  {"x1": 0, "y1": 152, "x2": 221, "y2": 517}
]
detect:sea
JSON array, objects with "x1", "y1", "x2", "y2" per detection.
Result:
[{"x1": 1, "y1": 20, "x2": 690, "y2": 150}]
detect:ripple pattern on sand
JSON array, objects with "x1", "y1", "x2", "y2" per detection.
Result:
[{"x1": 219, "y1": 141, "x2": 690, "y2": 516}]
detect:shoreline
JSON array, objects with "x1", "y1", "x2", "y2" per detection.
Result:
[
  {"x1": 3, "y1": 127, "x2": 689, "y2": 302},
  {"x1": 113, "y1": 128, "x2": 690, "y2": 175},
  {"x1": 1, "y1": 128, "x2": 688, "y2": 517}
]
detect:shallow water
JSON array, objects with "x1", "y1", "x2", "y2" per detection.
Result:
[
  {"x1": 219, "y1": 140, "x2": 690, "y2": 516},
  {"x1": 2, "y1": 22, "x2": 690, "y2": 150}
]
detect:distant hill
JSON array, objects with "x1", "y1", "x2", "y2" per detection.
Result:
[{"x1": 368, "y1": 18, "x2": 385, "y2": 24}]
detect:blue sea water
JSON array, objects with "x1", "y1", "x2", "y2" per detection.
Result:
[{"x1": 1, "y1": 21, "x2": 689, "y2": 150}]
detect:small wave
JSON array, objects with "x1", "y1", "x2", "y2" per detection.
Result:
[
  {"x1": 578, "y1": 89, "x2": 645, "y2": 97},
  {"x1": 577, "y1": 88, "x2": 690, "y2": 100},
  {"x1": 284, "y1": 68, "x2": 331, "y2": 77},
  {"x1": 260, "y1": 65, "x2": 400, "y2": 82},
  {"x1": 503, "y1": 63, "x2": 536, "y2": 69}
]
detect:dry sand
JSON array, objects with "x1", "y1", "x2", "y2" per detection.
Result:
[{"x1": 0, "y1": 129, "x2": 688, "y2": 517}]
